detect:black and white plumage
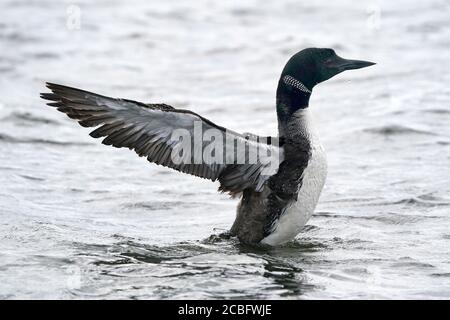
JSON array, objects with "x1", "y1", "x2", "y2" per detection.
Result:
[
  {"x1": 41, "y1": 84, "x2": 281, "y2": 197},
  {"x1": 41, "y1": 48, "x2": 374, "y2": 246}
]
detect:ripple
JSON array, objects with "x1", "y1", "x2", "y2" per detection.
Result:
[
  {"x1": 374, "y1": 194, "x2": 450, "y2": 207},
  {"x1": 0, "y1": 133, "x2": 91, "y2": 146},
  {"x1": 364, "y1": 125, "x2": 436, "y2": 136},
  {"x1": 328, "y1": 194, "x2": 450, "y2": 208},
  {"x1": 18, "y1": 174, "x2": 45, "y2": 181},
  {"x1": 0, "y1": 31, "x2": 40, "y2": 42},
  {"x1": 2, "y1": 111, "x2": 60, "y2": 125},
  {"x1": 430, "y1": 273, "x2": 450, "y2": 278},
  {"x1": 121, "y1": 201, "x2": 204, "y2": 210},
  {"x1": 1, "y1": 0, "x2": 450, "y2": 300},
  {"x1": 29, "y1": 52, "x2": 60, "y2": 60},
  {"x1": 426, "y1": 109, "x2": 450, "y2": 114},
  {"x1": 315, "y1": 211, "x2": 427, "y2": 225},
  {"x1": 64, "y1": 238, "x2": 318, "y2": 298},
  {"x1": 391, "y1": 261, "x2": 435, "y2": 269}
]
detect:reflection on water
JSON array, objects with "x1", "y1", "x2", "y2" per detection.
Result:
[{"x1": 68, "y1": 235, "x2": 321, "y2": 299}]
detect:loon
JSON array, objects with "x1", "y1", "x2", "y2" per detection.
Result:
[{"x1": 41, "y1": 48, "x2": 374, "y2": 246}]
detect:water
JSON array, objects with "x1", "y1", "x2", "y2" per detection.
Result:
[{"x1": 1, "y1": 0, "x2": 450, "y2": 299}]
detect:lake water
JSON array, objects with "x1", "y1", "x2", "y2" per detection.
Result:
[{"x1": 0, "y1": 0, "x2": 449, "y2": 299}]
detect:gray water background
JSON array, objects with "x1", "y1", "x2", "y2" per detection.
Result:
[{"x1": 0, "y1": 0, "x2": 449, "y2": 299}]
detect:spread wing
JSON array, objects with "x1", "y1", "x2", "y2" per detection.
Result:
[{"x1": 41, "y1": 83, "x2": 282, "y2": 196}]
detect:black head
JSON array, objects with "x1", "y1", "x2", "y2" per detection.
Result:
[
  {"x1": 276, "y1": 48, "x2": 375, "y2": 122},
  {"x1": 281, "y1": 48, "x2": 375, "y2": 89}
]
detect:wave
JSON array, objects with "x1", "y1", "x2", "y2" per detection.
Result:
[
  {"x1": 2, "y1": 111, "x2": 60, "y2": 125},
  {"x1": 121, "y1": 201, "x2": 205, "y2": 210},
  {"x1": 371, "y1": 194, "x2": 450, "y2": 207},
  {"x1": 0, "y1": 133, "x2": 91, "y2": 146},
  {"x1": 364, "y1": 124, "x2": 435, "y2": 136},
  {"x1": 426, "y1": 108, "x2": 450, "y2": 115},
  {"x1": 315, "y1": 211, "x2": 431, "y2": 225}
]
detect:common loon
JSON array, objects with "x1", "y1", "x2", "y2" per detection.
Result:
[{"x1": 41, "y1": 48, "x2": 374, "y2": 246}]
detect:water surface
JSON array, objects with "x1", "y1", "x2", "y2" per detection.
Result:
[{"x1": 0, "y1": 0, "x2": 449, "y2": 299}]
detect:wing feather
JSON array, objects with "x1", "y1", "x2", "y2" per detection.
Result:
[{"x1": 41, "y1": 82, "x2": 282, "y2": 196}]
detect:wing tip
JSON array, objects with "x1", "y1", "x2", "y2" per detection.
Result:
[
  {"x1": 45, "y1": 82, "x2": 62, "y2": 91},
  {"x1": 40, "y1": 92, "x2": 60, "y2": 101}
]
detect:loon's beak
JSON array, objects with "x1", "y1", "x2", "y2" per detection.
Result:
[{"x1": 332, "y1": 56, "x2": 376, "y2": 72}]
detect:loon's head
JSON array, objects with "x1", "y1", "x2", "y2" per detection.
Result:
[{"x1": 277, "y1": 48, "x2": 375, "y2": 121}]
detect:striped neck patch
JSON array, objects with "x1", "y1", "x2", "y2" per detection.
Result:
[{"x1": 282, "y1": 75, "x2": 311, "y2": 94}]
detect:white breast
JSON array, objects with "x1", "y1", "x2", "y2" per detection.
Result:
[{"x1": 261, "y1": 110, "x2": 327, "y2": 246}]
